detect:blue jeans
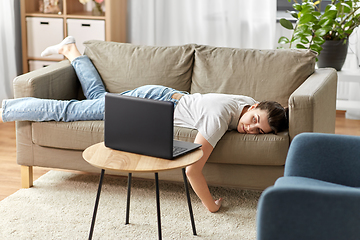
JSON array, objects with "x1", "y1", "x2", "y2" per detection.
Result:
[{"x1": 2, "y1": 56, "x2": 187, "y2": 122}]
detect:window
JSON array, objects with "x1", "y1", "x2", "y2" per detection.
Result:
[{"x1": 277, "y1": 0, "x2": 332, "y2": 12}]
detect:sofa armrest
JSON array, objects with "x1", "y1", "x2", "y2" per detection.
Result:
[
  {"x1": 13, "y1": 60, "x2": 81, "y2": 178},
  {"x1": 288, "y1": 68, "x2": 337, "y2": 140},
  {"x1": 13, "y1": 60, "x2": 80, "y2": 100}
]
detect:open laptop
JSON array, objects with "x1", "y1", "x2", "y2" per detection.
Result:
[{"x1": 104, "y1": 93, "x2": 201, "y2": 160}]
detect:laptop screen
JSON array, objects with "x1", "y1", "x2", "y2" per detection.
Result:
[{"x1": 104, "y1": 93, "x2": 174, "y2": 159}]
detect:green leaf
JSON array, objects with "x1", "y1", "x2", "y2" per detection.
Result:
[
  {"x1": 298, "y1": 14, "x2": 317, "y2": 25},
  {"x1": 319, "y1": 18, "x2": 333, "y2": 27},
  {"x1": 288, "y1": 11, "x2": 299, "y2": 19},
  {"x1": 301, "y1": 4, "x2": 315, "y2": 15},
  {"x1": 337, "y1": 28, "x2": 345, "y2": 35},
  {"x1": 344, "y1": 21, "x2": 353, "y2": 28},
  {"x1": 338, "y1": 2, "x2": 351, "y2": 13},
  {"x1": 291, "y1": 35, "x2": 302, "y2": 43},
  {"x1": 310, "y1": 44, "x2": 323, "y2": 54},
  {"x1": 300, "y1": 36, "x2": 310, "y2": 44},
  {"x1": 312, "y1": 24, "x2": 321, "y2": 31},
  {"x1": 313, "y1": 36, "x2": 325, "y2": 45},
  {"x1": 294, "y1": 31, "x2": 310, "y2": 40},
  {"x1": 322, "y1": 9, "x2": 337, "y2": 19},
  {"x1": 297, "y1": 24, "x2": 313, "y2": 35},
  {"x1": 345, "y1": 29, "x2": 354, "y2": 35},
  {"x1": 280, "y1": 18, "x2": 294, "y2": 30},
  {"x1": 296, "y1": 43, "x2": 308, "y2": 49},
  {"x1": 297, "y1": 31, "x2": 313, "y2": 37},
  {"x1": 278, "y1": 36, "x2": 290, "y2": 44},
  {"x1": 315, "y1": 27, "x2": 331, "y2": 37},
  {"x1": 324, "y1": 4, "x2": 337, "y2": 12},
  {"x1": 293, "y1": 3, "x2": 302, "y2": 11}
]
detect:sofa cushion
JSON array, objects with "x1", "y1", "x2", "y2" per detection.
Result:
[
  {"x1": 174, "y1": 126, "x2": 289, "y2": 166},
  {"x1": 191, "y1": 46, "x2": 317, "y2": 106},
  {"x1": 32, "y1": 122, "x2": 288, "y2": 166},
  {"x1": 83, "y1": 40, "x2": 195, "y2": 93},
  {"x1": 211, "y1": 131, "x2": 289, "y2": 165},
  {"x1": 32, "y1": 121, "x2": 104, "y2": 151}
]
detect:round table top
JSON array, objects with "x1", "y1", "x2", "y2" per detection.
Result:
[{"x1": 82, "y1": 142, "x2": 203, "y2": 173}]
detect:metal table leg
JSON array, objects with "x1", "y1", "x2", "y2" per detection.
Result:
[
  {"x1": 125, "y1": 173, "x2": 132, "y2": 224},
  {"x1": 155, "y1": 172, "x2": 162, "y2": 240},
  {"x1": 89, "y1": 169, "x2": 105, "y2": 240},
  {"x1": 89, "y1": 169, "x2": 196, "y2": 239},
  {"x1": 182, "y1": 168, "x2": 197, "y2": 235}
]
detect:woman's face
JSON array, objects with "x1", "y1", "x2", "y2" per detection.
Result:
[{"x1": 237, "y1": 105, "x2": 272, "y2": 134}]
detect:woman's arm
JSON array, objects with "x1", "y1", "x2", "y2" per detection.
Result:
[{"x1": 186, "y1": 132, "x2": 223, "y2": 212}]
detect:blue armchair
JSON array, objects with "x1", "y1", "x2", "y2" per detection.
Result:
[{"x1": 257, "y1": 132, "x2": 360, "y2": 240}]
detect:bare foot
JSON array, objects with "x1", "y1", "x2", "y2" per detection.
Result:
[
  {"x1": 203, "y1": 198, "x2": 223, "y2": 213},
  {"x1": 0, "y1": 108, "x2": 3, "y2": 123},
  {"x1": 58, "y1": 43, "x2": 82, "y2": 62}
]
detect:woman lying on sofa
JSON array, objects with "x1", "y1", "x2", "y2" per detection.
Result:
[{"x1": 0, "y1": 37, "x2": 289, "y2": 213}]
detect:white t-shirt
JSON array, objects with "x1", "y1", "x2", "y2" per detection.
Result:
[{"x1": 174, "y1": 93, "x2": 257, "y2": 148}]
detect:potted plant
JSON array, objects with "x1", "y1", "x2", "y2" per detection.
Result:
[{"x1": 279, "y1": 0, "x2": 360, "y2": 70}]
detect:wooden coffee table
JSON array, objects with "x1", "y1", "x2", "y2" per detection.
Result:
[{"x1": 83, "y1": 142, "x2": 203, "y2": 240}]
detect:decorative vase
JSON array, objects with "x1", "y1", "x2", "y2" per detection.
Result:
[
  {"x1": 317, "y1": 39, "x2": 349, "y2": 71},
  {"x1": 92, "y1": 2, "x2": 103, "y2": 16}
]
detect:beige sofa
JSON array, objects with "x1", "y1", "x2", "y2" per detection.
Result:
[{"x1": 14, "y1": 41, "x2": 337, "y2": 190}]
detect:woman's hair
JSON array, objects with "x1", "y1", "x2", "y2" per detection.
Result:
[{"x1": 256, "y1": 101, "x2": 289, "y2": 134}]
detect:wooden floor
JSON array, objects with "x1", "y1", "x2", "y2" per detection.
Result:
[
  {"x1": 1, "y1": 111, "x2": 360, "y2": 201},
  {"x1": 0, "y1": 122, "x2": 50, "y2": 200}
]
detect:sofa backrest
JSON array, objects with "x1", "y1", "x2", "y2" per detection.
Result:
[
  {"x1": 83, "y1": 40, "x2": 195, "y2": 93},
  {"x1": 191, "y1": 45, "x2": 317, "y2": 106},
  {"x1": 84, "y1": 40, "x2": 316, "y2": 106}
]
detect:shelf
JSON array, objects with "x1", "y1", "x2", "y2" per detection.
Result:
[
  {"x1": 25, "y1": 12, "x2": 105, "y2": 20},
  {"x1": 25, "y1": 13, "x2": 64, "y2": 18},
  {"x1": 25, "y1": 14, "x2": 106, "y2": 20},
  {"x1": 28, "y1": 57, "x2": 65, "y2": 62},
  {"x1": 20, "y1": 0, "x2": 127, "y2": 73},
  {"x1": 66, "y1": 12, "x2": 105, "y2": 20}
]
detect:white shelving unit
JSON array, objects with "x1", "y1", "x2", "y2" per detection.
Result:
[
  {"x1": 336, "y1": 68, "x2": 360, "y2": 111},
  {"x1": 20, "y1": 0, "x2": 127, "y2": 73}
]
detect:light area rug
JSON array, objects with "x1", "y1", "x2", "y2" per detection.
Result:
[{"x1": 0, "y1": 170, "x2": 261, "y2": 239}]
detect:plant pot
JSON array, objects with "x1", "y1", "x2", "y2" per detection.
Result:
[{"x1": 317, "y1": 39, "x2": 349, "y2": 71}]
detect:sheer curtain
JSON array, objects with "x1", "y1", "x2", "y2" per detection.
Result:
[
  {"x1": 129, "y1": 0, "x2": 276, "y2": 49},
  {"x1": 0, "y1": 0, "x2": 22, "y2": 103}
]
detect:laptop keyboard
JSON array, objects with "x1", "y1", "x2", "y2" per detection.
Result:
[{"x1": 173, "y1": 146, "x2": 187, "y2": 155}]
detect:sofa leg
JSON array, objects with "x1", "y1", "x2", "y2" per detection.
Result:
[{"x1": 21, "y1": 165, "x2": 33, "y2": 188}]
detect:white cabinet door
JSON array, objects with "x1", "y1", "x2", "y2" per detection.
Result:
[
  {"x1": 67, "y1": 19, "x2": 105, "y2": 54},
  {"x1": 26, "y1": 17, "x2": 64, "y2": 60}
]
